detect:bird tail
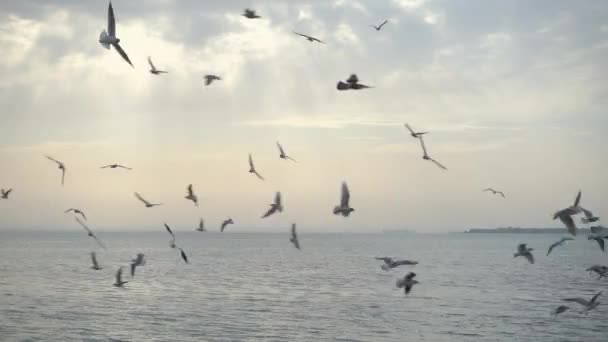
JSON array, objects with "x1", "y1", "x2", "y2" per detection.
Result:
[
  {"x1": 333, "y1": 206, "x2": 341, "y2": 214},
  {"x1": 99, "y1": 30, "x2": 110, "y2": 49}
]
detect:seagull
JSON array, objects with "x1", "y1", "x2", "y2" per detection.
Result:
[
  {"x1": 134, "y1": 192, "x2": 162, "y2": 208},
  {"x1": 396, "y1": 272, "x2": 418, "y2": 295},
  {"x1": 514, "y1": 243, "x2": 534, "y2": 264},
  {"x1": 261, "y1": 192, "x2": 283, "y2": 218},
  {"x1": 337, "y1": 74, "x2": 373, "y2": 90},
  {"x1": 375, "y1": 257, "x2": 418, "y2": 271},
  {"x1": 185, "y1": 184, "x2": 198, "y2": 207},
  {"x1": 90, "y1": 252, "x2": 102, "y2": 270},
  {"x1": 196, "y1": 218, "x2": 205, "y2": 232},
  {"x1": 130, "y1": 253, "x2": 145, "y2": 276},
  {"x1": 290, "y1": 223, "x2": 300, "y2": 250},
  {"x1": 99, "y1": 2, "x2": 133, "y2": 67},
  {"x1": 590, "y1": 225, "x2": 606, "y2": 234},
  {"x1": 552, "y1": 305, "x2": 570, "y2": 317},
  {"x1": 75, "y1": 217, "x2": 107, "y2": 250},
  {"x1": 588, "y1": 235, "x2": 606, "y2": 252},
  {"x1": 178, "y1": 248, "x2": 188, "y2": 264},
  {"x1": 242, "y1": 8, "x2": 261, "y2": 19},
  {"x1": 277, "y1": 142, "x2": 297, "y2": 162},
  {"x1": 404, "y1": 124, "x2": 428, "y2": 138},
  {"x1": 113, "y1": 267, "x2": 128, "y2": 287},
  {"x1": 204, "y1": 74, "x2": 221, "y2": 86},
  {"x1": 248, "y1": 154, "x2": 264, "y2": 180},
  {"x1": 101, "y1": 164, "x2": 132, "y2": 170},
  {"x1": 371, "y1": 19, "x2": 389, "y2": 31},
  {"x1": 147, "y1": 56, "x2": 167, "y2": 75},
  {"x1": 546, "y1": 237, "x2": 574, "y2": 256},
  {"x1": 221, "y1": 218, "x2": 233, "y2": 232},
  {"x1": 164, "y1": 223, "x2": 176, "y2": 249},
  {"x1": 563, "y1": 292, "x2": 602, "y2": 314},
  {"x1": 483, "y1": 188, "x2": 505, "y2": 198},
  {"x1": 46, "y1": 156, "x2": 66, "y2": 186},
  {"x1": 293, "y1": 31, "x2": 326, "y2": 44},
  {"x1": 418, "y1": 137, "x2": 447, "y2": 170},
  {"x1": 333, "y1": 182, "x2": 355, "y2": 217},
  {"x1": 1, "y1": 188, "x2": 12, "y2": 199},
  {"x1": 581, "y1": 208, "x2": 599, "y2": 224},
  {"x1": 586, "y1": 265, "x2": 608, "y2": 279},
  {"x1": 65, "y1": 208, "x2": 87, "y2": 221},
  {"x1": 553, "y1": 191, "x2": 585, "y2": 236}
]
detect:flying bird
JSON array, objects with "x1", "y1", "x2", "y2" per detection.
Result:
[
  {"x1": 371, "y1": 19, "x2": 389, "y2": 31},
  {"x1": 261, "y1": 192, "x2": 283, "y2": 218},
  {"x1": 178, "y1": 248, "x2": 188, "y2": 264},
  {"x1": 290, "y1": 223, "x2": 300, "y2": 250},
  {"x1": 196, "y1": 218, "x2": 205, "y2": 232},
  {"x1": 65, "y1": 208, "x2": 87, "y2": 221},
  {"x1": 514, "y1": 243, "x2": 534, "y2": 264},
  {"x1": 277, "y1": 142, "x2": 297, "y2": 162},
  {"x1": 99, "y1": 2, "x2": 133, "y2": 67},
  {"x1": 418, "y1": 137, "x2": 447, "y2": 170},
  {"x1": 293, "y1": 31, "x2": 325, "y2": 44},
  {"x1": 113, "y1": 267, "x2": 128, "y2": 287},
  {"x1": 588, "y1": 235, "x2": 606, "y2": 252},
  {"x1": 586, "y1": 265, "x2": 608, "y2": 279},
  {"x1": 164, "y1": 223, "x2": 176, "y2": 249},
  {"x1": 404, "y1": 124, "x2": 428, "y2": 138},
  {"x1": 221, "y1": 218, "x2": 234, "y2": 232},
  {"x1": 75, "y1": 217, "x2": 107, "y2": 250},
  {"x1": 546, "y1": 237, "x2": 574, "y2": 256},
  {"x1": 333, "y1": 182, "x2": 354, "y2": 217},
  {"x1": 242, "y1": 8, "x2": 261, "y2": 19},
  {"x1": 46, "y1": 156, "x2": 66, "y2": 186},
  {"x1": 483, "y1": 188, "x2": 505, "y2": 198},
  {"x1": 185, "y1": 184, "x2": 198, "y2": 207},
  {"x1": 147, "y1": 56, "x2": 167, "y2": 75},
  {"x1": 581, "y1": 208, "x2": 599, "y2": 224},
  {"x1": 248, "y1": 154, "x2": 265, "y2": 180},
  {"x1": 396, "y1": 272, "x2": 418, "y2": 295},
  {"x1": 553, "y1": 190, "x2": 586, "y2": 236},
  {"x1": 130, "y1": 253, "x2": 145, "y2": 277},
  {"x1": 337, "y1": 74, "x2": 372, "y2": 90},
  {"x1": 204, "y1": 74, "x2": 221, "y2": 86},
  {"x1": 375, "y1": 257, "x2": 418, "y2": 271},
  {"x1": 134, "y1": 192, "x2": 162, "y2": 208},
  {"x1": 1, "y1": 188, "x2": 12, "y2": 199},
  {"x1": 552, "y1": 305, "x2": 570, "y2": 317},
  {"x1": 90, "y1": 252, "x2": 102, "y2": 270},
  {"x1": 101, "y1": 164, "x2": 132, "y2": 170},
  {"x1": 563, "y1": 292, "x2": 602, "y2": 313}
]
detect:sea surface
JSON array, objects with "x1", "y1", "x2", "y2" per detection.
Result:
[{"x1": 1, "y1": 231, "x2": 607, "y2": 341}]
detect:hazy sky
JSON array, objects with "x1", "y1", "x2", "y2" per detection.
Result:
[{"x1": 1, "y1": 0, "x2": 607, "y2": 232}]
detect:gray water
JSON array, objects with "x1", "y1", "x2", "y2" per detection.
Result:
[{"x1": 1, "y1": 231, "x2": 607, "y2": 341}]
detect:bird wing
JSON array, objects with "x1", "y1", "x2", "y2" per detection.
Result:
[
  {"x1": 78, "y1": 210, "x2": 87, "y2": 220},
  {"x1": 112, "y1": 42, "x2": 133, "y2": 67},
  {"x1": 147, "y1": 56, "x2": 156, "y2": 71},
  {"x1": 418, "y1": 137, "x2": 428, "y2": 157},
  {"x1": 164, "y1": 223, "x2": 174, "y2": 236},
  {"x1": 117, "y1": 165, "x2": 132, "y2": 170},
  {"x1": 75, "y1": 217, "x2": 92, "y2": 235},
  {"x1": 573, "y1": 190, "x2": 582, "y2": 207},
  {"x1": 405, "y1": 284, "x2": 413, "y2": 294},
  {"x1": 375, "y1": 257, "x2": 393, "y2": 264},
  {"x1": 590, "y1": 292, "x2": 602, "y2": 304},
  {"x1": 525, "y1": 253, "x2": 534, "y2": 264},
  {"x1": 581, "y1": 208, "x2": 595, "y2": 219},
  {"x1": 248, "y1": 154, "x2": 254, "y2": 169},
  {"x1": 596, "y1": 238, "x2": 605, "y2": 252},
  {"x1": 291, "y1": 224, "x2": 300, "y2": 248},
  {"x1": 430, "y1": 158, "x2": 447, "y2": 170},
  {"x1": 313, "y1": 37, "x2": 326, "y2": 44},
  {"x1": 180, "y1": 248, "x2": 188, "y2": 263},
  {"x1": 293, "y1": 31, "x2": 308, "y2": 38},
  {"x1": 204, "y1": 75, "x2": 212, "y2": 86},
  {"x1": 261, "y1": 205, "x2": 277, "y2": 218},
  {"x1": 116, "y1": 267, "x2": 123, "y2": 283},
  {"x1": 5, "y1": 189, "x2": 12, "y2": 196},
  {"x1": 563, "y1": 298, "x2": 590, "y2": 307},
  {"x1": 517, "y1": 244, "x2": 527, "y2": 253},
  {"x1": 378, "y1": 20, "x2": 388, "y2": 29},
  {"x1": 559, "y1": 214, "x2": 577, "y2": 236},
  {"x1": 340, "y1": 182, "x2": 350, "y2": 207},
  {"x1": 187, "y1": 184, "x2": 194, "y2": 197},
  {"x1": 497, "y1": 191, "x2": 505, "y2": 198},
  {"x1": 336, "y1": 81, "x2": 351, "y2": 90},
  {"x1": 483, "y1": 188, "x2": 493, "y2": 192},
  {"x1": 254, "y1": 171, "x2": 265, "y2": 180},
  {"x1": 546, "y1": 242, "x2": 558, "y2": 256},
  {"x1": 276, "y1": 142, "x2": 285, "y2": 155},
  {"x1": 275, "y1": 192, "x2": 281, "y2": 207},
  {"x1": 61, "y1": 167, "x2": 65, "y2": 186},
  {"x1": 91, "y1": 252, "x2": 99, "y2": 268},
  {"x1": 134, "y1": 192, "x2": 151, "y2": 206},
  {"x1": 404, "y1": 124, "x2": 415, "y2": 135},
  {"x1": 107, "y1": 2, "x2": 116, "y2": 37},
  {"x1": 394, "y1": 260, "x2": 418, "y2": 266}
]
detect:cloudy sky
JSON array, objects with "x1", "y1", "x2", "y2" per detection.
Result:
[{"x1": 0, "y1": 0, "x2": 607, "y2": 233}]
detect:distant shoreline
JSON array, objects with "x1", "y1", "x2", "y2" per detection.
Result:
[{"x1": 464, "y1": 228, "x2": 589, "y2": 234}]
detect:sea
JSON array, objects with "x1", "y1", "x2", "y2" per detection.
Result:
[{"x1": 1, "y1": 231, "x2": 607, "y2": 341}]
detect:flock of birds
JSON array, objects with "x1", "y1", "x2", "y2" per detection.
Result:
[{"x1": 1, "y1": 2, "x2": 606, "y2": 318}]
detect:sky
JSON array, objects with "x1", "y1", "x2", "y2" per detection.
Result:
[{"x1": 0, "y1": 0, "x2": 607, "y2": 233}]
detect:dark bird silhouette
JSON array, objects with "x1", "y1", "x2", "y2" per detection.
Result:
[
  {"x1": 65, "y1": 208, "x2": 87, "y2": 220},
  {"x1": 563, "y1": 292, "x2": 602, "y2": 314},
  {"x1": 483, "y1": 188, "x2": 505, "y2": 198},
  {"x1": 333, "y1": 182, "x2": 354, "y2": 217},
  {"x1": 75, "y1": 217, "x2": 107, "y2": 250},
  {"x1": 277, "y1": 142, "x2": 297, "y2": 162},
  {"x1": 337, "y1": 74, "x2": 372, "y2": 90},
  {"x1": 147, "y1": 56, "x2": 167, "y2": 75},
  {"x1": 196, "y1": 218, "x2": 205, "y2": 232},
  {"x1": 375, "y1": 257, "x2": 418, "y2": 271},
  {"x1": 242, "y1": 8, "x2": 260, "y2": 19},
  {"x1": 134, "y1": 192, "x2": 162, "y2": 208},
  {"x1": 553, "y1": 190, "x2": 585, "y2": 236},
  {"x1": 221, "y1": 218, "x2": 234, "y2": 232},
  {"x1": 185, "y1": 184, "x2": 198, "y2": 207},
  {"x1": 90, "y1": 252, "x2": 102, "y2": 270},
  {"x1": 586, "y1": 265, "x2": 608, "y2": 279},
  {"x1": 1, "y1": 188, "x2": 13, "y2": 199},
  {"x1": 99, "y1": 2, "x2": 133, "y2": 68},
  {"x1": 164, "y1": 223, "x2": 176, "y2": 249},
  {"x1": 552, "y1": 305, "x2": 569, "y2": 317},
  {"x1": 418, "y1": 136, "x2": 447, "y2": 170},
  {"x1": 396, "y1": 272, "x2": 418, "y2": 295},
  {"x1": 248, "y1": 154, "x2": 265, "y2": 180},
  {"x1": 514, "y1": 243, "x2": 534, "y2": 264},
  {"x1": 290, "y1": 223, "x2": 300, "y2": 250},
  {"x1": 46, "y1": 156, "x2": 66, "y2": 186},
  {"x1": 293, "y1": 31, "x2": 326, "y2": 44},
  {"x1": 404, "y1": 124, "x2": 428, "y2": 138},
  {"x1": 204, "y1": 74, "x2": 221, "y2": 86},
  {"x1": 371, "y1": 19, "x2": 388, "y2": 31},
  {"x1": 588, "y1": 235, "x2": 606, "y2": 252},
  {"x1": 261, "y1": 192, "x2": 283, "y2": 218},
  {"x1": 130, "y1": 253, "x2": 145, "y2": 276},
  {"x1": 179, "y1": 248, "x2": 188, "y2": 264},
  {"x1": 101, "y1": 163, "x2": 131, "y2": 170},
  {"x1": 546, "y1": 237, "x2": 574, "y2": 256},
  {"x1": 113, "y1": 267, "x2": 128, "y2": 287}
]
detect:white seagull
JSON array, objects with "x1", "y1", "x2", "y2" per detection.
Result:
[
  {"x1": 46, "y1": 156, "x2": 66, "y2": 186},
  {"x1": 99, "y1": 2, "x2": 133, "y2": 67},
  {"x1": 277, "y1": 142, "x2": 297, "y2": 162},
  {"x1": 75, "y1": 217, "x2": 107, "y2": 250},
  {"x1": 546, "y1": 237, "x2": 574, "y2": 256},
  {"x1": 185, "y1": 184, "x2": 198, "y2": 207},
  {"x1": 204, "y1": 74, "x2": 221, "y2": 86},
  {"x1": 375, "y1": 257, "x2": 418, "y2": 271},
  {"x1": 134, "y1": 192, "x2": 162, "y2": 208},
  {"x1": 261, "y1": 192, "x2": 283, "y2": 218},
  {"x1": 164, "y1": 223, "x2": 176, "y2": 249},
  {"x1": 290, "y1": 223, "x2": 300, "y2": 250},
  {"x1": 333, "y1": 182, "x2": 355, "y2": 217},
  {"x1": 514, "y1": 243, "x2": 534, "y2": 264},
  {"x1": 65, "y1": 208, "x2": 87, "y2": 221},
  {"x1": 90, "y1": 252, "x2": 102, "y2": 270},
  {"x1": 563, "y1": 292, "x2": 602, "y2": 314},
  {"x1": 248, "y1": 154, "x2": 265, "y2": 180},
  {"x1": 1, "y1": 188, "x2": 13, "y2": 199},
  {"x1": 553, "y1": 190, "x2": 586, "y2": 236},
  {"x1": 404, "y1": 124, "x2": 428, "y2": 138},
  {"x1": 113, "y1": 267, "x2": 128, "y2": 287},
  {"x1": 418, "y1": 136, "x2": 447, "y2": 170},
  {"x1": 221, "y1": 218, "x2": 234, "y2": 232},
  {"x1": 147, "y1": 56, "x2": 167, "y2": 75}
]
